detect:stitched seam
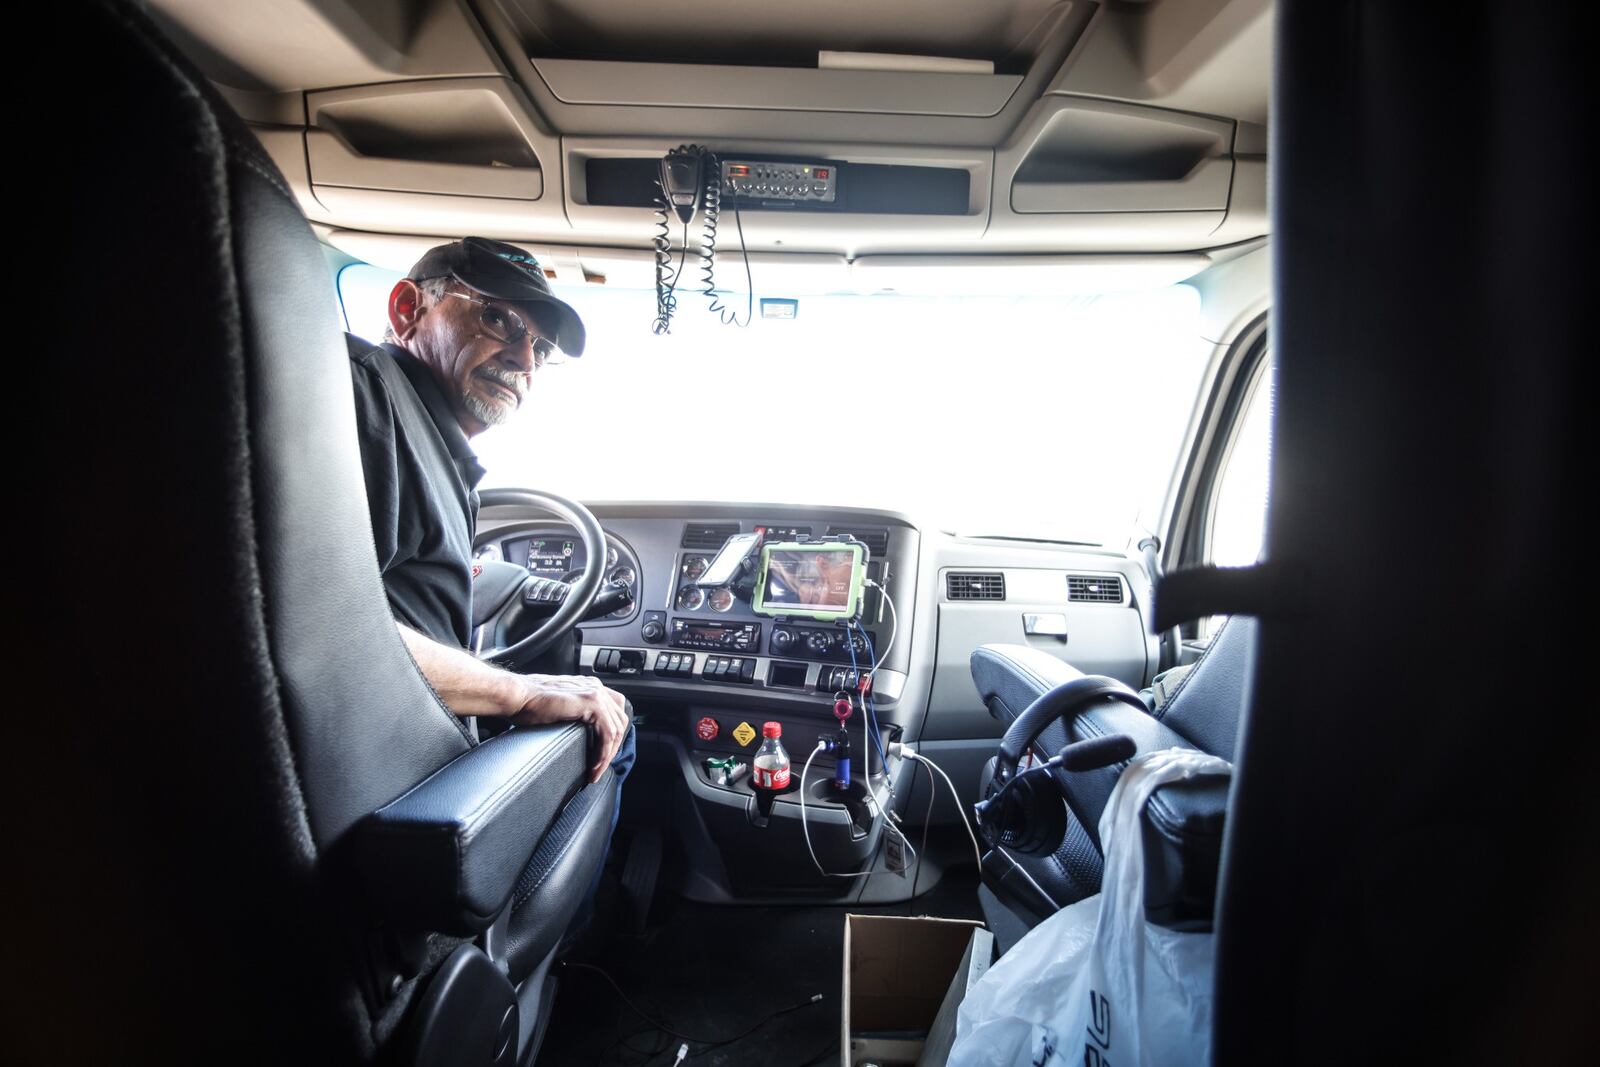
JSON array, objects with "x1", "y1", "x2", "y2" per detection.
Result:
[
  {"x1": 230, "y1": 146, "x2": 295, "y2": 201},
  {"x1": 1156, "y1": 617, "x2": 1228, "y2": 721},
  {"x1": 458, "y1": 736, "x2": 574, "y2": 843},
  {"x1": 512, "y1": 781, "x2": 606, "y2": 910}
]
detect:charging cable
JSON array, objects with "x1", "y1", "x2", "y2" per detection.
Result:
[
  {"x1": 863, "y1": 578, "x2": 898, "y2": 680},
  {"x1": 890, "y1": 744, "x2": 986, "y2": 872},
  {"x1": 799, "y1": 742, "x2": 917, "y2": 879}
]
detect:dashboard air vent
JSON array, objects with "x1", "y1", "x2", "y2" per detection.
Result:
[
  {"x1": 681, "y1": 522, "x2": 740, "y2": 550},
  {"x1": 1067, "y1": 574, "x2": 1124, "y2": 604},
  {"x1": 947, "y1": 573, "x2": 1005, "y2": 601},
  {"x1": 827, "y1": 526, "x2": 891, "y2": 557}
]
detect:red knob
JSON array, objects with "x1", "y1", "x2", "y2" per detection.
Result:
[{"x1": 695, "y1": 717, "x2": 719, "y2": 742}]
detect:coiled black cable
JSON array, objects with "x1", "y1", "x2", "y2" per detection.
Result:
[
  {"x1": 651, "y1": 188, "x2": 677, "y2": 334},
  {"x1": 697, "y1": 152, "x2": 754, "y2": 329},
  {"x1": 697, "y1": 153, "x2": 723, "y2": 314},
  {"x1": 651, "y1": 187, "x2": 691, "y2": 335}
]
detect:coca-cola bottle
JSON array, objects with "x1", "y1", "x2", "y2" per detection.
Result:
[{"x1": 751, "y1": 722, "x2": 791, "y2": 790}]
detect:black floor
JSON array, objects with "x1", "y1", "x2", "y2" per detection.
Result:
[{"x1": 537, "y1": 842, "x2": 982, "y2": 1067}]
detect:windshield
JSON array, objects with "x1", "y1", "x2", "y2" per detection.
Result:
[{"x1": 338, "y1": 265, "x2": 1209, "y2": 547}]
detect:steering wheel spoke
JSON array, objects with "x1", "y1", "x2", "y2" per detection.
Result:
[{"x1": 471, "y1": 489, "x2": 608, "y2": 670}]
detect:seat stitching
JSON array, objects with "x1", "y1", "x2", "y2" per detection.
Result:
[{"x1": 1155, "y1": 616, "x2": 1229, "y2": 721}]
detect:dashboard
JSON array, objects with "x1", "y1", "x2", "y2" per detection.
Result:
[{"x1": 472, "y1": 501, "x2": 1157, "y2": 844}]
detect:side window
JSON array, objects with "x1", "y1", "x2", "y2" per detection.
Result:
[
  {"x1": 1207, "y1": 359, "x2": 1275, "y2": 566},
  {"x1": 336, "y1": 262, "x2": 403, "y2": 345}
]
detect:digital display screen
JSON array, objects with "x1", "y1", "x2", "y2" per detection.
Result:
[
  {"x1": 759, "y1": 546, "x2": 862, "y2": 615},
  {"x1": 505, "y1": 537, "x2": 580, "y2": 577}
]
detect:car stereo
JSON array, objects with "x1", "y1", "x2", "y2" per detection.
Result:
[{"x1": 669, "y1": 619, "x2": 762, "y2": 652}]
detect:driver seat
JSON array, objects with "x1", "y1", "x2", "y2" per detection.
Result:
[{"x1": 37, "y1": 1, "x2": 614, "y2": 1061}]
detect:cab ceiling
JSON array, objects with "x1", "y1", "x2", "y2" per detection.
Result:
[{"x1": 147, "y1": 0, "x2": 1272, "y2": 264}]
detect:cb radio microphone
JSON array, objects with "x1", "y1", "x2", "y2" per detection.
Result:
[{"x1": 659, "y1": 149, "x2": 704, "y2": 225}]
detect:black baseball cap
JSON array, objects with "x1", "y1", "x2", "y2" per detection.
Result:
[{"x1": 406, "y1": 237, "x2": 586, "y2": 357}]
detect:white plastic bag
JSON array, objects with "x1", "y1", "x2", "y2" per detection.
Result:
[{"x1": 949, "y1": 748, "x2": 1231, "y2": 1067}]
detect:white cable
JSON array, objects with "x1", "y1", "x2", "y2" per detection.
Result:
[
  {"x1": 799, "y1": 743, "x2": 916, "y2": 879},
  {"x1": 902, "y1": 749, "x2": 985, "y2": 872},
  {"x1": 864, "y1": 580, "x2": 897, "y2": 682}
]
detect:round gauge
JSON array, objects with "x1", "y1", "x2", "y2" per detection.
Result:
[
  {"x1": 474, "y1": 543, "x2": 502, "y2": 562},
  {"x1": 677, "y1": 585, "x2": 706, "y2": 612},
  {"x1": 609, "y1": 565, "x2": 636, "y2": 587},
  {"x1": 709, "y1": 587, "x2": 735, "y2": 613},
  {"x1": 683, "y1": 556, "x2": 709, "y2": 580},
  {"x1": 606, "y1": 545, "x2": 620, "y2": 568}
]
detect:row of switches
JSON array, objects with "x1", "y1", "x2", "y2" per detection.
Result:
[{"x1": 703, "y1": 656, "x2": 756, "y2": 683}]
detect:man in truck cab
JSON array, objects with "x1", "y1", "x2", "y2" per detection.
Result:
[{"x1": 347, "y1": 236, "x2": 634, "y2": 791}]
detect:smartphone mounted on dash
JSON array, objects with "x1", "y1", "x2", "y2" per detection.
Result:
[{"x1": 695, "y1": 531, "x2": 763, "y2": 586}]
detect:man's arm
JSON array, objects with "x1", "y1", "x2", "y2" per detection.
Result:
[{"x1": 396, "y1": 623, "x2": 629, "y2": 783}]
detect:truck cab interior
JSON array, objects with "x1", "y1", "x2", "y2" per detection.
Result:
[{"x1": 28, "y1": 1, "x2": 1587, "y2": 1064}]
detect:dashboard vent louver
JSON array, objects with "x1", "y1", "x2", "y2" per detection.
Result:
[
  {"x1": 947, "y1": 573, "x2": 1006, "y2": 601},
  {"x1": 827, "y1": 526, "x2": 891, "y2": 557},
  {"x1": 681, "y1": 522, "x2": 740, "y2": 550},
  {"x1": 1067, "y1": 574, "x2": 1124, "y2": 604}
]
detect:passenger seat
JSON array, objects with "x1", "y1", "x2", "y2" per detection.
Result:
[{"x1": 970, "y1": 615, "x2": 1255, "y2": 929}]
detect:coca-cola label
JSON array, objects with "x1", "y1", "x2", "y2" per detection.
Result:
[{"x1": 753, "y1": 763, "x2": 791, "y2": 790}]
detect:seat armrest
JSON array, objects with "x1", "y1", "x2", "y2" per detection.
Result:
[
  {"x1": 353, "y1": 723, "x2": 590, "y2": 935},
  {"x1": 1141, "y1": 773, "x2": 1229, "y2": 930},
  {"x1": 1066, "y1": 701, "x2": 1228, "y2": 928},
  {"x1": 971, "y1": 644, "x2": 1085, "y2": 723}
]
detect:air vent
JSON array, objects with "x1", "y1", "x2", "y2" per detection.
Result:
[
  {"x1": 827, "y1": 526, "x2": 891, "y2": 557},
  {"x1": 1067, "y1": 574, "x2": 1124, "y2": 604},
  {"x1": 947, "y1": 573, "x2": 1005, "y2": 601},
  {"x1": 681, "y1": 522, "x2": 740, "y2": 550}
]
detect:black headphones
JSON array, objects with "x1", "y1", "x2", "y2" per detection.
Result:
[{"x1": 975, "y1": 676, "x2": 1145, "y2": 856}]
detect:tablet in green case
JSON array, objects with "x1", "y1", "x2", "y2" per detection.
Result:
[{"x1": 751, "y1": 542, "x2": 867, "y2": 622}]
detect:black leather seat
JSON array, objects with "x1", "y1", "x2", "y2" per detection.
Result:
[
  {"x1": 40, "y1": 2, "x2": 613, "y2": 1061},
  {"x1": 971, "y1": 616, "x2": 1254, "y2": 922}
]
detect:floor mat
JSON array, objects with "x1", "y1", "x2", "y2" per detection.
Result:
[{"x1": 538, "y1": 866, "x2": 982, "y2": 1067}]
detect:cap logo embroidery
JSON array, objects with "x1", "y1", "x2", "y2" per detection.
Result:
[{"x1": 496, "y1": 250, "x2": 541, "y2": 276}]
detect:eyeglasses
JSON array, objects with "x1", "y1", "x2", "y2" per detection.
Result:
[{"x1": 439, "y1": 288, "x2": 563, "y2": 368}]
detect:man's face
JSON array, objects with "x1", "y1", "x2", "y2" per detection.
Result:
[{"x1": 388, "y1": 279, "x2": 552, "y2": 436}]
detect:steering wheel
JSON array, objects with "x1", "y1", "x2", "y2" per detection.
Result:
[{"x1": 472, "y1": 487, "x2": 609, "y2": 669}]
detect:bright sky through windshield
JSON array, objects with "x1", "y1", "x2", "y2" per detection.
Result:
[{"x1": 339, "y1": 265, "x2": 1208, "y2": 547}]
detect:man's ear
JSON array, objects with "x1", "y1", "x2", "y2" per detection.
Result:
[{"x1": 387, "y1": 279, "x2": 426, "y2": 341}]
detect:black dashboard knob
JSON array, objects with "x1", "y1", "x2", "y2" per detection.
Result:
[
  {"x1": 805, "y1": 631, "x2": 832, "y2": 653},
  {"x1": 771, "y1": 628, "x2": 795, "y2": 652},
  {"x1": 641, "y1": 620, "x2": 665, "y2": 643}
]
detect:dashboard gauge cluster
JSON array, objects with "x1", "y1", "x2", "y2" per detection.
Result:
[
  {"x1": 479, "y1": 527, "x2": 642, "y2": 622},
  {"x1": 675, "y1": 554, "x2": 744, "y2": 615}
]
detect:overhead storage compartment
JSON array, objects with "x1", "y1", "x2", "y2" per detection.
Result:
[
  {"x1": 1004, "y1": 96, "x2": 1234, "y2": 214},
  {"x1": 305, "y1": 78, "x2": 555, "y2": 204}
]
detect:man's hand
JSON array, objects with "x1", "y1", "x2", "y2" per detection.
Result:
[
  {"x1": 511, "y1": 674, "x2": 630, "y2": 783},
  {"x1": 393, "y1": 623, "x2": 630, "y2": 784}
]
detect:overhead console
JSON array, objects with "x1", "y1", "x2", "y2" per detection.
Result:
[{"x1": 166, "y1": 0, "x2": 1271, "y2": 255}]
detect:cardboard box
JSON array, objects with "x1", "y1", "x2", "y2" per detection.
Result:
[{"x1": 841, "y1": 914, "x2": 993, "y2": 1067}]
